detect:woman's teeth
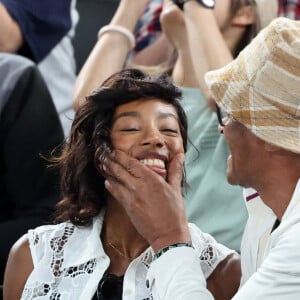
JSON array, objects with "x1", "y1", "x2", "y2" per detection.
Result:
[{"x1": 140, "y1": 158, "x2": 165, "y2": 169}]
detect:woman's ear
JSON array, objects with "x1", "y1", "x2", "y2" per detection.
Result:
[{"x1": 231, "y1": 5, "x2": 256, "y2": 27}]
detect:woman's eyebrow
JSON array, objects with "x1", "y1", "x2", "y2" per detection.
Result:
[
  {"x1": 113, "y1": 111, "x2": 178, "y2": 122},
  {"x1": 158, "y1": 112, "x2": 178, "y2": 120},
  {"x1": 113, "y1": 111, "x2": 140, "y2": 122}
]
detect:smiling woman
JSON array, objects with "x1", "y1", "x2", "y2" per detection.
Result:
[
  {"x1": 111, "y1": 99, "x2": 185, "y2": 179},
  {"x1": 3, "y1": 69, "x2": 240, "y2": 300},
  {"x1": 54, "y1": 68, "x2": 188, "y2": 227}
]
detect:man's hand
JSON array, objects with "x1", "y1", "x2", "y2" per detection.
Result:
[{"x1": 103, "y1": 150, "x2": 191, "y2": 252}]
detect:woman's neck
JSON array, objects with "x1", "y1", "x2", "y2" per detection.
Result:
[
  {"x1": 223, "y1": 25, "x2": 246, "y2": 56},
  {"x1": 101, "y1": 197, "x2": 149, "y2": 275}
]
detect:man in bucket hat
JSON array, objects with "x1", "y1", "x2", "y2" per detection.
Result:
[{"x1": 101, "y1": 17, "x2": 300, "y2": 299}]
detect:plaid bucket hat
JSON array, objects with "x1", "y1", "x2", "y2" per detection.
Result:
[{"x1": 205, "y1": 17, "x2": 300, "y2": 154}]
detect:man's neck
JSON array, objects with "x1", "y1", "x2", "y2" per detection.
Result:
[{"x1": 255, "y1": 174, "x2": 299, "y2": 221}]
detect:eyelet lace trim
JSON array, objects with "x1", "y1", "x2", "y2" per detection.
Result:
[
  {"x1": 21, "y1": 220, "x2": 233, "y2": 299},
  {"x1": 21, "y1": 223, "x2": 99, "y2": 299},
  {"x1": 190, "y1": 223, "x2": 234, "y2": 278}
]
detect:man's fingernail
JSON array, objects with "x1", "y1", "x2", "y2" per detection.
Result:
[{"x1": 104, "y1": 180, "x2": 111, "y2": 190}]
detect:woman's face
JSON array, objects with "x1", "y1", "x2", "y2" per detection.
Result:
[
  {"x1": 214, "y1": 0, "x2": 233, "y2": 30},
  {"x1": 110, "y1": 98, "x2": 184, "y2": 179}
]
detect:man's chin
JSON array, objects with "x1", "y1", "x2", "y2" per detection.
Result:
[
  {"x1": 226, "y1": 171, "x2": 239, "y2": 186},
  {"x1": 226, "y1": 173, "x2": 250, "y2": 188}
]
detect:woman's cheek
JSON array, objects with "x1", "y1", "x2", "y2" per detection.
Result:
[
  {"x1": 173, "y1": 138, "x2": 185, "y2": 153},
  {"x1": 111, "y1": 136, "x2": 133, "y2": 152},
  {"x1": 166, "y1": 139, "x2": 184, "y2": 161}
]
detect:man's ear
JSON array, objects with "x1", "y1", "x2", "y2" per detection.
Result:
[{"x1": 231, "y1": 5, "x2": 256, "y2": 27}]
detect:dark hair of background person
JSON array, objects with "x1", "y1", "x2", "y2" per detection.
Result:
[
  {"x1": 0, "y1": 53, "x2": 65, "y2": 286},
  {"x1": 53, "y1": 68, "x2": 188, "y2": 227},
  {"x1": 231, "y1": 0, "x2": 261, "y2": 58}
]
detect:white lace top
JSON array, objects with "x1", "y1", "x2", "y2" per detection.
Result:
[{"x1": 21, "y1": 211, "x2": 234, "y2": 299}]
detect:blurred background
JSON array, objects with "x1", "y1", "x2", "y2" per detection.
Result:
[{"x1": 73, "y1": 0, "x2": 119, "y2": 73}]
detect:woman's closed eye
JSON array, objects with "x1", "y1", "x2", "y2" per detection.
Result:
[
  {"x1": 161, "y1": 128, "x2": 179, "y2": 136},
  {"x1": 119, "y1": 127, "x2": 139, "y2": 132}
]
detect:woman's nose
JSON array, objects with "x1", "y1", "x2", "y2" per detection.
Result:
[{"x1": 141, "y1": 129, "x2": 164, "y2": 147}]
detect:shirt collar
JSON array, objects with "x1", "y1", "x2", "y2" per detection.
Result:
[
  {"x1": 62, "y1": 211, "x2": 105, "y2": 269},
  {"x1": 281, "y1": 178, "x2": 300, "y2": 223}
]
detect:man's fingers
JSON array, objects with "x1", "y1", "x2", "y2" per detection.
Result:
[
  {"x1": 103, "y1": 150, "x2": 153, "y2": 192},
  {"x1": 167, "y1": 153, "x2": 185, "y2": 190},
  {"x1": 104, "y1": 151, "x2": 185, "y2": 197},
  {"x1": 104, "y1": 179, "x2": 131, "y2": 206},
  {"x1": 111, "y1": 150, "x2": 153, "y2": 179},
  {"x1": 103, "y1": 157, "x2": 126, "y2": 185}
]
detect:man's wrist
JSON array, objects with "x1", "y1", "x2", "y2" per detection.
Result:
[
  {"x1": 150, "y1": 227, "x2": 192, "y2": 253},
  {"x1": 154, "y1": 242, "x2": 194, "y2": 260}
]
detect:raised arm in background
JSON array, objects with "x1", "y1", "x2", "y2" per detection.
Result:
[
  {"x1": 0, "y1": 3, "x2": 23, "y2": 52},
  {"x1": 73, "y1": 0, "x2": 150, "y2": 110}
]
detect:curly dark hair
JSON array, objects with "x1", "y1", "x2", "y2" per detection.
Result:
[{"x1": 53, "y1": 69, "x2": 188, "y2": 226}]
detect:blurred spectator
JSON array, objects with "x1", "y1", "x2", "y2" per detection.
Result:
[
  {"x1": 278, "y1": 0, "x2": 300, "y2": 19},
  {"x1": 129, "y1": 0, "x2": 171, "y2": 67},
  {"x1": 0, "y1": 53, "x2": 64, "y2": 283},
  {"x1": 0, "y1": 0, "x2": 78, "y2": 135},
  {"x1": 134, "y1": 0, "x2": 163, "y2": 53},
  {"x1": 73, "y1": 0, "x2": 279, "y2": 251}
]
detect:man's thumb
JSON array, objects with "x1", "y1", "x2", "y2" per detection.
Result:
[{"x1": 167, "y1": 153, "x2": 185, "y2": 188}]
